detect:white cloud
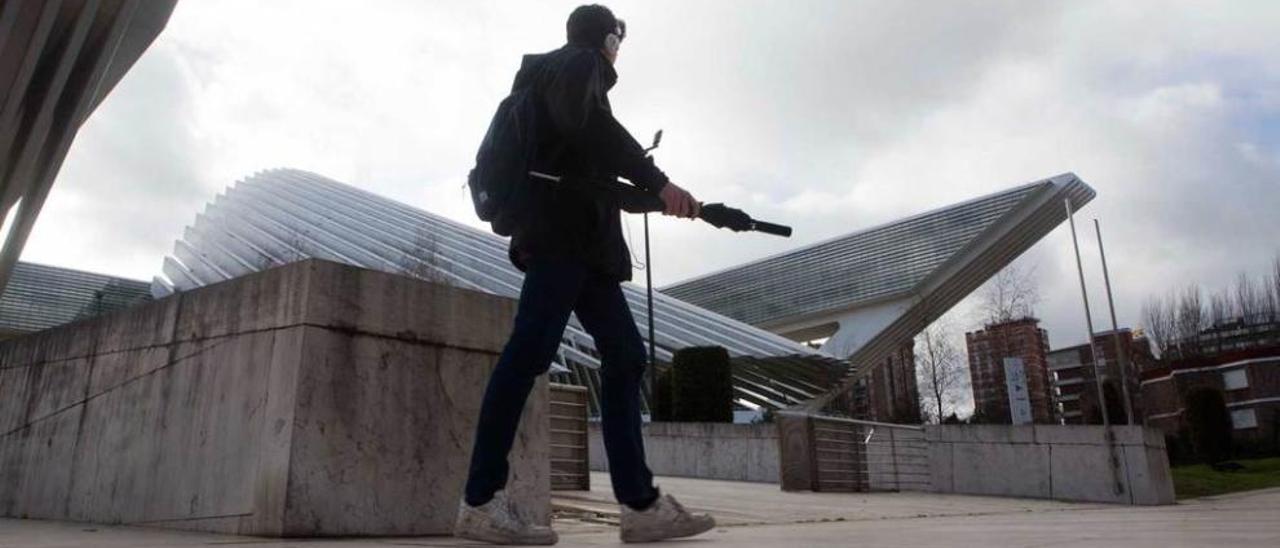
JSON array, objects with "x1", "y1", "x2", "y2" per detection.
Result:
[{"x1": 20, "y1": 0, "x2": 1280, "y2": 354}]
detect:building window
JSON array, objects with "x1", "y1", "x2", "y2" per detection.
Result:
[
  {"x1": 1222, "y1": 369, "x2": 1249, "y2": 391},
  {"x1": 1231, "y1": 408, "x2": 1258, "y2": 429}
]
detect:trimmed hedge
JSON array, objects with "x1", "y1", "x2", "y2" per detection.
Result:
[
  {"x1": 1186, "y1": 388, "x2": 1233, "y2": 464},
  {"x1": 671, "y1": 346, "x2": 733, "y2": 423},
  {"x1": 651, "y1": 366, "x2": 674, "y2": 422}
]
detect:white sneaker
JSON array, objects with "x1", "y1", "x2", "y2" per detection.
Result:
[
  {"x1": 454, "y1": 490, "x2": 558, "y2": 545},
  {"x1": 620, "y1": 493, "x2": 716, "y2": 543}
]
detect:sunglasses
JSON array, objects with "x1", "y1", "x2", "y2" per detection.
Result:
[{"x1": 614, "y1": 18, "x2": 626, "y2": 41}]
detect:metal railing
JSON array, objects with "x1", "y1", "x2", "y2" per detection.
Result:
[
  {"x1": 794, "y1": 414, "x2": 930, "y2": 493},
  {"x1": 549, "y1": 384, "x2": 591, "y2": 491}
]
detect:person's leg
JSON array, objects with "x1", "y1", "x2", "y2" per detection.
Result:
[
  {"x1": 572, "y1": 273, "x2": 658, "y2": 510},
  {"x1": 464, "y1": 259, "x2": 587, "y2": 507}
]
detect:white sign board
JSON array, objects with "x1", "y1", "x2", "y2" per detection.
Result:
[{"x1": 1004, "y1": 357, "x2": 1033, "y2": 425}]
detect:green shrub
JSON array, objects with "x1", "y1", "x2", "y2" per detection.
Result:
[
  {"x1": 651, "y1": 366, "x2": 673, "y2": 422},
  {"x1": 671, "y1": 346, "x2": 734, "y2": 423},
  {"x1": 1165, "y1": 430, "x2": 1196, "y2": 466}
]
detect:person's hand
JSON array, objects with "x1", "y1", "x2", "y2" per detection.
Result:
[{"x1": 659, "y1": 181, "x2": 701, "y2": 219}]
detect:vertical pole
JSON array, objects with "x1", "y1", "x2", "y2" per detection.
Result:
[
  {"x1": 1066, "y1": 199, "x2": 1125, "y2": 497},
  {"x1": 1066, "y1": 200, "x2": 1109, "y2": 427},
  {"x1": 1094, "y1": 219, "x2": 1135, "y2": 424},
  {"x1": 644, "y1": 212, "x2": 656, "y2": 415}
]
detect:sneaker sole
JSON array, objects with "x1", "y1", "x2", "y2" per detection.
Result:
[
  {"x1": 621, "y1": 519, "x2": 716, "y2": 543},
  {"x1": 456, "y1": 524, "x2": 558, "y2": 546}
]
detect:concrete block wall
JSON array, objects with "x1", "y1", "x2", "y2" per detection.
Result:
[
  {"x1": 926, "y1": 424, "x2": 1174, "y2": 505},
  {"x1": 589, "y1": 422, "x2": 779, "y2": 483},
  {"x1": 0, "y1": 259, "x2": 548, "y2": 536}
]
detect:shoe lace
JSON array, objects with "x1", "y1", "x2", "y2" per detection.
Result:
[
  {"x1": 665, "y1": 495, "x2": 688, "y2": 515},
  {"x1": 486, "y1": 492, "x2": 523, "y2": 529},
  {"x1": 503, "y1": 496, "x2": 523, "y2": 525}
]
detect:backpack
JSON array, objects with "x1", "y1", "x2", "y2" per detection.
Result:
[{"x1": 468, "y1": 86, "x2": 542, "y2": 236}]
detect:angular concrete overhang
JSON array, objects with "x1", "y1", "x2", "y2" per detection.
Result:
[
  {"x1": 0, "y1": 0, "x2": 177, "y2": 292},
  {"x1": 664, "y1": 174, "x2": 1096, "y2": 409}
]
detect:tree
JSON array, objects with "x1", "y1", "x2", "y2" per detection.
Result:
[
  {"x1": 1233, "y1": 272, "x2": 1265, "y2": 323},
  {"x1": 1141, "y1": 297, "x2": 1175, "y2": 358},
  {"x1": 651, "y1": 367, "x2": 674, "y2": 422},
  {"x1": 1140, "y1": 254, "x2": 1280, "y2": 358},
  {"x1": 1174, "y1": 284, "x2": 1205, "y2": 355},
  {"x1": 398, "y1": 228, "x2": 454, "y2": 286},
  {"x1": 1209, "y1": 292, "x2": 1232, "y2": 327},
  {"x1": 1185, "y1": 388, "x2": 1233, "y2": 464},
  {"x1": 275, "y1": 228, "x2": 309, "y2": 266},
  {"x1": 671, "y1": 346, "x2": 734, "y2": 423},
  {"x1": 977, "y1": 263, "x2": 1040, "y2": 325},
  {"x1": 1270, "y1": 257, "x2": 1280, "y2": 321},
  {"x1": 915, "y1": 320, "x2": 965, "y2": 424}
]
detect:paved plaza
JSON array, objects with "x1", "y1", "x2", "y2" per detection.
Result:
[{"x1": 2, "y1": 474, "x2": 1277, "y2": 547}]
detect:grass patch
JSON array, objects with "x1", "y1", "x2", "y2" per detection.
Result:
[{"x1": 1172, "y1": 457, "x2": 1280, "y2": 499}]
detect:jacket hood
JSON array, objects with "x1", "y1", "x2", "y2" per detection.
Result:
[
  {"x1": 511, "y1": 45, "x2": 617, "y2": 92},
  {"x1": 512, "y1": 53, "x2": 547, "y2": 91}
]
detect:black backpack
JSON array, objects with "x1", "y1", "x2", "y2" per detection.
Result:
[{"x1": 468, "y1": 86, "x2": 542, "y2": 236}]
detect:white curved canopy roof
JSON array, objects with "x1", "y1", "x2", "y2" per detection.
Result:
[
  {"x1": 153, "y1": 169, "x2": 831, "y2": 413},
  {"x1": 155, "y1": 169, "x2": 1095, "y2": 415}
]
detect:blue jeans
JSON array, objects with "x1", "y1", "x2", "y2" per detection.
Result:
[{"x1": 464, "y1": 258, "x2": 658, "y2": 509}]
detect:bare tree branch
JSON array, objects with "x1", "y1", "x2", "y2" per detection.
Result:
[
  {"x1": 978, "y1": 263, "x2": 1041, "y2": 325},
  {"x1": 398, "y1": 228, "x2": 453, "y2": 286},
  {"x1": 1209, "y1": 292, "x2": 1231, "y2": 327},
  {"x1": 1175, "y1": 284, "x2": 1205, "y2": 355},
  {"x1": 1234, "y1": 272, "x2": 1265, "y2": 323},
  {"x1": 1270, "y1": 256, "x2": 1280, "y2": 321},
  {"x1": 915, "y1": 319, "x2": 965, "y2": 424},
  {"x1": 1140, "y1": 253, "x2": 1280, "y2": 359},
  {"x1": 1141, "y1": 297, "x2": 1173, "y2": 357}
]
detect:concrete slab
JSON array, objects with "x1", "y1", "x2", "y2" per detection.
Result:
[
  {"x1": 91, "y1": 296, "x2": 181, "y2": 356},
  {"x1": 3, "y1": 480, "x2": 1277, "y2": 547},
  {"x1": 0, "y1": 357, "x2": 91, "y2": 436},
  {"x1": 0, "y1": 260, "x2": 544, "y2": 537},
  {"x1": 933, "y1": 423, "x2": 1036, "y2": 444},
  {"x1": 299, "y1": 260, "x2": 515, "y2": 353},
  {"x1": 1049, "y1": 444, "x2": 1128, "y2": 504},
  {"x1": 951, "y1": 439, "x2": 1052, "y2": 498},
  {"x1": 589, "y1": 423, "x2": 779, "y2": 483},
  {"x1": 925, "y1": 423, "x2": 1173, "y2": 504},
  {"x1": 1126, "y1": 444, "x2": 1177, "y2": 505},
  {"x1": 1035, "y1": 424, "x2": 1150, "y2": 446},
  {"x1": 555, "y1": 472, "x2": 1104, "y2": 527}
]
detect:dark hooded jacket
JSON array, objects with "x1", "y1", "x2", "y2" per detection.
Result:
[{"x1": 506, "y1": 45, "x2": 668, "y2": 281}]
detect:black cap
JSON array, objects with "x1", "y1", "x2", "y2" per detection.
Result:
[{"x1": 566, "y1": 4, "x2": 622, "y2": 48}]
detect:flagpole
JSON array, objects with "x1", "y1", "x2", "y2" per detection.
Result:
[{"x1": 1094, "y1": 218, "x2": 1135, "y2": 424}]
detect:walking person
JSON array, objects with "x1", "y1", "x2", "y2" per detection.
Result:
[{"x1": 455, "y1": 4, "x2": 716, "y2": 545}]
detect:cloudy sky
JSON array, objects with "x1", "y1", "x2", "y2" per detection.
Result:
[{"x1": 21, "y1": 0, "x2": 1280, "y2": 352}]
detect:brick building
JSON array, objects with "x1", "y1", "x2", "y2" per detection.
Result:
[
  {"x1": 829, "y1": 342, "x2": 921, "y2": 423},
  {"x1": 966, "y1": 318, "x2": 1055, "y2": 424},
  {"x1": 1141, "y1": 318, "x2": 1280, "y2": 452},
  {"x1": 1048, "y1": 329, "x2": 1150, "y2": 424},
  {"x1": 866, "y1": 342, "x2": 920, "y2": 423}
]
